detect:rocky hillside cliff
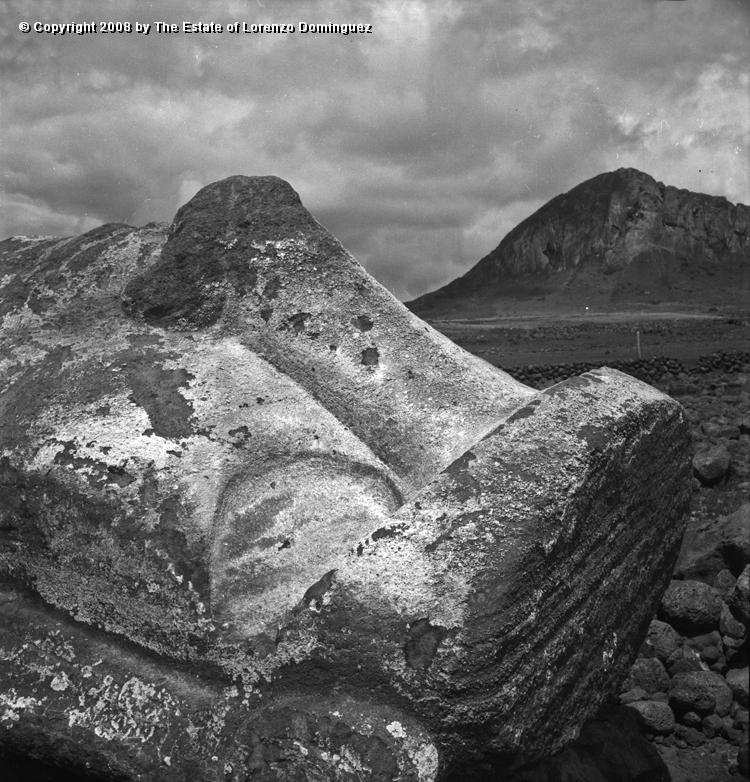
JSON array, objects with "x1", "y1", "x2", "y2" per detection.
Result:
[{"x1": 408, "y1": 168, "x2": 750, "y2": 316}]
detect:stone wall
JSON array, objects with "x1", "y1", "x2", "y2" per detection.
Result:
[{"x1": 502, "y1": 351, "x2": 750, "y2": 390}]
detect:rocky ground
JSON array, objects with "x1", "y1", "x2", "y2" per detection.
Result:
[
  {"x1": 616, "y1": 367, "x2": 749, "y2": 782},
  {"x1": 2, "y1": 329, "x2": 748, "y2": 782},
  {"x1": 434, "y1": 309, "x2": 750, "y2": 369},
  {"x1": 439, "y1": 312, "x2": 750, "y2": 782},
  {"x1": 482, "y1": 360, "x2": 749, "y2": 782}
]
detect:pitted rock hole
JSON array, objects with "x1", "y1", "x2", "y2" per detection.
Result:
[
  {"x1": 302, "y1": 569, "x2": 337, "y2": 612},
  {"x1": 506, "y1": 398, "x2": 542, "y2": 424},
  {"x1": 286, "y1": 312, "x2": 311, "y2": 335},
  {"x1": 405, "y1": 619, "x2": 447, "y2": 671},
  {"x1": 352, "y1": 315, "x2": 374, "y2": 332},
  {"x1": 576, "y1": 423, "x2": 610, "y2": 452},
  {"x1": 228, "y1": 425, "x2": 251, "y2": 447},
  {"x1": 371, "y1": 525, "x2": 399, "y2": 542},
  {"x1": 361, "y1": 347, "x2": 379, "y2": 366},
  {"x1": 262, "y1": 276, "x2": 282, "y2": 300}
]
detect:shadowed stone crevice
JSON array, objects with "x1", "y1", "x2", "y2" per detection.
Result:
[
  {"x1": 285, "y1": 311, "x2": 311, "y2": 335},
  {"x1": 353, "y1": 315, "x2": 374, "y2": 331},
  {"x1": 505, "y1": 398, "x2": 543, "y2": 424},
  {"x1": 300, "y1": 568, "x2": 337, "y2": 612},
  {"x1": 360, "y1": 346, "x2": 380, "y2": 366},
  {"x1": 405, "y1": 619, "x2": 448, "y2": 672}
]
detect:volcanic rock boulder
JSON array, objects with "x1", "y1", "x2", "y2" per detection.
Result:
[
  {"x1": 675, "y1": 503, "x2": 750, "y2": 583},
  {"x1": 0, "y1": 176, "x2": 692, "y2": 781}
]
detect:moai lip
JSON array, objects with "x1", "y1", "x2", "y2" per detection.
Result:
[{"x1": 0, "y1": 177, "x2": 692, "y2": 781}]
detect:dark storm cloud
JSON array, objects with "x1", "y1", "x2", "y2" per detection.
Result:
[{"x1": 1, "y1": 0, "x2": 747, "y2": 300}]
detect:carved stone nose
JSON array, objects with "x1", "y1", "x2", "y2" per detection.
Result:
[{"x1": 0, "y1": 176, "x2": 691, "y2": 780}]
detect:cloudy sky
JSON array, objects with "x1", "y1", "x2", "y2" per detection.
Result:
[{"x1": 2, "y1": 0, "x2": 748, "y2": 301}]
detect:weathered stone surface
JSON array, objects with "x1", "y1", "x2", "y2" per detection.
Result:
[
  {"x1": 729, "y1": 565, "x2": 750, "y2": 629},
  {"x1": 682, "y1": 711, "x2": 703, "y2": 728},
  {"x1": 675, "y1": 503, "x2": 750, "y2": 581},
  {"x1": 734, "y1": 704, "x2": 750, "y2": 731},
  {"x1": 660, "y1": 580, "x2": 723, "y2": 634},
  {"x1": 669, "y1": 671, "x2": 733, "y2": 717},
  {"x1": 640, "y1": 619, "x2": 682, "y2": 662},
  {"x1": 666, "y1": 644, "x2": 704, "y2": 677},
  {"x1": 623, "y1": 657, "x2": 671, "y2": 695},
  {"x1": 684, "y1": 630, "x2": 723, "y2": 658},
  {"x1": 720, "y1": 602, "x2": 746, "y2": 640},
  {"x1": 675, "y1": 724, "x2": 706, "y2": 747},
  {"x1": 0, "y1": 176, "x2": 693, "y2": 780},
  {"x1": 692, "y1": 445, "x2": 732, "y2": 487},
  {"x1": 726, "y1": 667, "x2": 749, "y2": 708},
  {"x1": 623, "y1": 700, "x2": 676, "y2": 735},
  {"x1": 738, "y1": 738, "x2": 750, "y2": 776},
  {"x1": 701, "y1": 713, "x2": 724, "y2": 739},
  {"x1": 618, "y1": 686, "x2": 648, "y2": 705},
  {"x1": 721, "y1": 715, "x2": 744, "y2": 744},
  {"x1": 715, "y1": 569, "x2": 737, "y2": 600}
]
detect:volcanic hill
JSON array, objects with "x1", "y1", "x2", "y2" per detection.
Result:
[{"x1": 407, "y1": 168, "x2": 750, "y2": 318}]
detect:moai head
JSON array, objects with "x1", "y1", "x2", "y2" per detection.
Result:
[{"x1": 0, "y1": 177, "x2": 691, "y2": 780}]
